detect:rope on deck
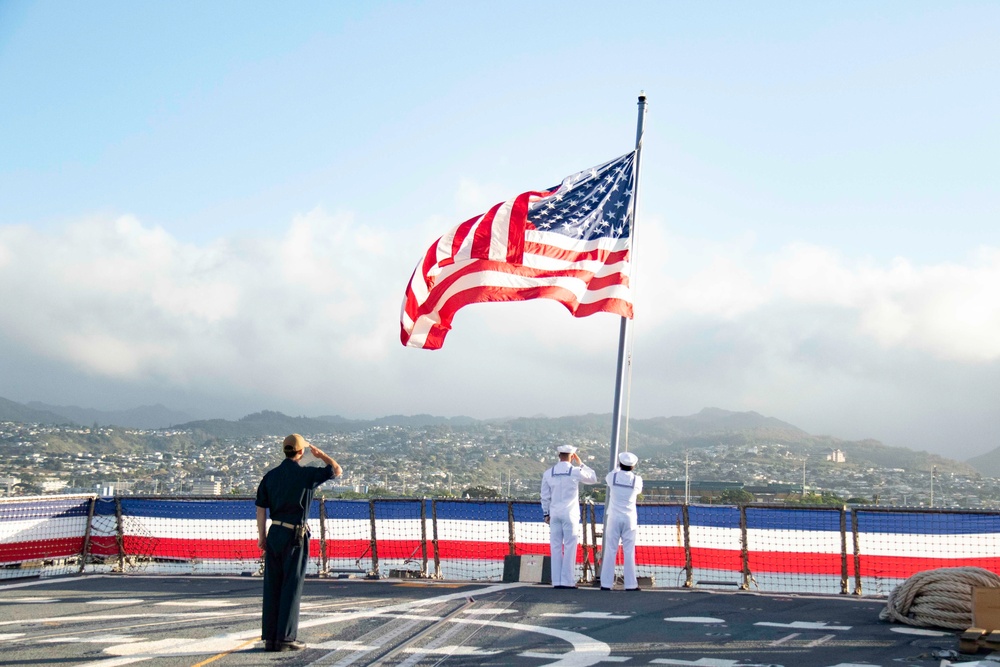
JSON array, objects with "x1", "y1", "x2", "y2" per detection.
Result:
[{"x1": 879, "y1": 566, "x2": 1000, "y2": 630}]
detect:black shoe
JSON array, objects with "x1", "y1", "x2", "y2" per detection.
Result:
[
  {"x1": 600, "y1": 586, "x2": 612, "y2": 591},
  {"x1": 625, "y1": 587, "x2": 642, "y2": 592},
  {"x1": 279, "y1": 640, "x2": 307, "y2": 651},
  {"x1": 263, "y1": 641, "x2": 277, "y2": 652},
  {"x1": 553, "y1": 585, "x2": 577, "y2": 589}
]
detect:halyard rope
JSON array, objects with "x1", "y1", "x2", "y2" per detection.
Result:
[{"x1": 880, "y1": 566, "x2": 1000, "y2": 629}]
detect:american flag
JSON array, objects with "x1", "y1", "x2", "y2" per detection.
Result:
[{"x1": 401, "y1": 151, "x2": 637, "y2": 350}]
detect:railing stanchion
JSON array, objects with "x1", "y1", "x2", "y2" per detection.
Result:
[
  {"x1": 79, "y1": 496, "x2": 97, "y2": 574},
  {"x1": 318, "y1": 499, "x2": 329, "y2": 577},
  {"x1": 839, "y1": 505, "x2": 848, "y2": 595},
  {"x1": 431, "y1": 499, "x2": 442, "y2": 579},
  {"x1": 507, "y1": 500, "x2": 516, "y2": 556},
  {"x1": 590, "y1": 502, "x2": 600, "y2": 582},
  {"x1": 682, "y1": 504, "x2": 693, "y2": 588},
  {"x1": 114, "y1": 496, "x2": 126, "y2": 573},
  {"x1": 368, "y1": 499, "x2": 379, "y2": 579},
  {"x1": 420, "y1": 498, "x2": 429, "y2": 577},
  {"x1": 739, "y1": 504, "x2": 750, "y2": 590},
  {"x1": 852, "y1": 509, "x2": 862, "y2": 595}
]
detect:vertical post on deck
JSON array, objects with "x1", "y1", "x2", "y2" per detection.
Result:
[
  {"x1": 739, "y1": 504, "x2": 750, "y2": 590},
  {"x1": 420, "y1": 498, "x2": 429, "y2": 577},
  {"x1": 839, "y1": 505, "x2": 848, "y2": 595},
  {"x1": 431, "y1": 500, "x2": 442, "y2": 579},
  {"x1": 114, "y1": 496, "x2": 126, "y2": 573},
  {"x1": 507, "y1": 500, "x2": 516, "y2": 557},
  {"x1": 319, "y1": 499, "x2": 329, "y2": 577},
  {"x1": 368, "y1": 499, "x2": 380, "y2": 579},
  {"x1": 851, "y1": 509, "x2": 863, "y2": 595},
  {"x1": 682, "y1": 504, "x2": 694, "y2": 588},
  {"x1": 79, "y1": 495, "x2": 96, "y2": 574}
]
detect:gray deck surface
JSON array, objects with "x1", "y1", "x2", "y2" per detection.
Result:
[{"x1": 0, "y1": 575, "x2": 988, "y2": 666}]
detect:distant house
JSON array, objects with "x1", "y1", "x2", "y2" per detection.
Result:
[
  {"x1": 642, "y1": 480, "x2": 804, "y2": 503},
  {"x1": 641, "y1": 480, "x2": 744, "y2": 501},
  {"x1": 190, "y1": 479, "x2": 222, "y2": 495},
  {"x1": 827, "y1": 449, "x2": 846, "y2": 463},
  {"x1": 742, "y1": 483, "x2": 801, "y2": 501},
  {"x1": 40, "y1": 478, "x2": 68, "y2": 493}
]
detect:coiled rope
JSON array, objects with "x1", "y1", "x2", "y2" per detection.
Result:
[{"x1": 880, "y1": 566, "x2": 1000, "y2": 629}]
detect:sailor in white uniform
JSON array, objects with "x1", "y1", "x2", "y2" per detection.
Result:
[
  {"x1": 600, "y1": 451, "x2": 643, "y2": 591},
  {"x1": 540, "y1": 444, "x2": 599, "y2": 588}
]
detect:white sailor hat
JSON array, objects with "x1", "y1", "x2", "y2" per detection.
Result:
[
  {"x1": 556, "y1": 445, "x2": 578, "y2": 454},
  {"x1": 618, "y1": 451, "x2": 638, "y2": 467}
]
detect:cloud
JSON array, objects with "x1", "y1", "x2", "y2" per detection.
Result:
[
  {"x1": 0, "y1": 210, "x2": 398, "y2": 394},
  {"x1": 1, "y1": 212, "x2": 998, "y2": 456},
  {"x1": 636, "y1": 224, "x2": 1000, "y2": 364}
]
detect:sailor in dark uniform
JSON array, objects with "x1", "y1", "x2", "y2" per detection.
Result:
[{"x1": 256, "y1": 433, "x2": 342, "y2": 651}]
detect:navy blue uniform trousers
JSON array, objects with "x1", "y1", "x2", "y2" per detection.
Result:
[{"x1": 261, "y1": 524, "x2": 309, "y2": 644}]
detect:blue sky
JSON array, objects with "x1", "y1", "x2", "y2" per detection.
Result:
[{"x1": 1, "y1": 1, "x2": 998, "y2": 458}]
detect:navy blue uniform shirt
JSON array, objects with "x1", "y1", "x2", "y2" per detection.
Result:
[{"x1": 255, "y1": 458, "x2": 335, "y2": 524}]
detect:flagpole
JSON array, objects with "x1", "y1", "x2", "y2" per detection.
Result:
[
  {"x1": 608, "y1": 93, "x2": 646, "y2": 473},
  {"x1": 600, "y1": 93, "x2": 646, "y2": 586}
]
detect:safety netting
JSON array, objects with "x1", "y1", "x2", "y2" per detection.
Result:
[{"x1": 6, "y1": 494, "x2": 1000, "y2": 598}]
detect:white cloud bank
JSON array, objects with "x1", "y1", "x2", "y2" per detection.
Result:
[{"x1": 0, "y1": 213, "x2": 998, "y2": 457}]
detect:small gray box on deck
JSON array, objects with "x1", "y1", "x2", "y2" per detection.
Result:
[{"x1": 502, "y1": 555, "x2": 551, "y2": 584}]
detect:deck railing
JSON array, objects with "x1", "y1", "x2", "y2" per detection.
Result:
[{"x1": 4, "y1": 494, "x2": 1000, "y2": 597}]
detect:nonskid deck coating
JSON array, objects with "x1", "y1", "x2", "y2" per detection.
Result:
[{"x1": 0, "y1": 575, "x2": 979, "y2": 666}]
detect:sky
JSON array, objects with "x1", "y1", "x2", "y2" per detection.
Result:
[{"x1": 1, "y1": 1, "x2": 998, "y2": 459}]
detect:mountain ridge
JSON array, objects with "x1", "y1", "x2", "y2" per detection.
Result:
[{"x1": 0, "y1": 396, "x2": 984, "y2": 477}]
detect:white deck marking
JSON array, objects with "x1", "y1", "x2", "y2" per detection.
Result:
[
  {"x1": 155, "y1": 600, "x2": 236, "y2": 607},
  {"x1": 447, "y1": 618, "x2": 611, "y2": 667},
  {"x1": 755, "y1": 621, "x2": 851, "y2": 630},
  {"x1": 769, "y1": 632, "x2": 800, "y2": 645},
  {"x1": 0, "y1": 612, "x2": 229, "y2": 626},
  {"x1": 40, "y1": 635, "x2": 141, "y2": 644},
  {"x1": 310, "y1": 640, "x2": 378, "y2": 650},
  {"x1": 8, "y1": 597, "x2": 58, "y2": 603},
  {"x1": 521, "y1": 653, "x2": 629, "y2": 663},
  {"x1": 463, "y1": 608, "x2": 518, "y2": 614},
  {"x1": 87, "y1": 599, "x2": 145, "y2": 605},
  {"x1": 401, "y1": 645, "x2": 501, "y2": 655},
  {"x1": 664, "y1": 617, "x2": 726, "y2": 624},
  {"x1": 805, "y1": 633, "x2": 835, "y2": 647},
  {"x1": 543, "y1": 612, "x2": 630, "y2": 619},
  {"x1": 314, "y1": 612, "x2": 426, "y2": 667},
  {"x1": 651, "y1": 659, "x2": 755, "y2": 665},
  {"x1": 889, "y1": 626, "x2": 950, "y2": 636},
  {"x1": 368, "y1": 612, "x2": 445, "y2": 621},
  {"x1": 0, "y1": 633, "x2": 26, "y2": 640}
]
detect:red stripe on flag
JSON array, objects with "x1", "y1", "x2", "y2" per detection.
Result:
[{"x1": 471, "y1": 202, "x2": 504, "y2": 259}]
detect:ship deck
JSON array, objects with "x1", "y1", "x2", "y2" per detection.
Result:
[{"x1": 0, "y1": 574, "x2": 983, "y2": 666}]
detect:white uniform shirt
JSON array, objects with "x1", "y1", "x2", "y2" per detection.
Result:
[
  {"x1": 541, "y1": 461, "x2": 598, "y2": 523},
  {"x1": 604, "y1": 469, "x2": 643, "y2": 530}
]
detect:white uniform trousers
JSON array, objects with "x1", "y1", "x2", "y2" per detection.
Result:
[
  {"x1": 600, "y1": 512, "x2": 637, "y2": 589},
  {"x1": 548, "y1": 514, "x2": 580, "y2": 587}
]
